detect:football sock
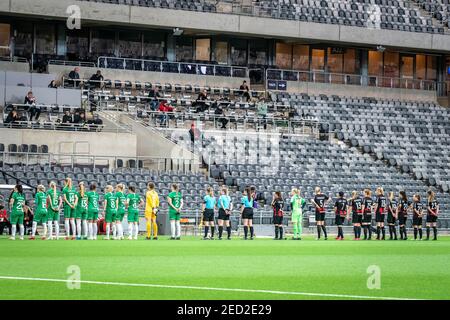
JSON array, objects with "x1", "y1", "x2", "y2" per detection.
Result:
[
  {"x1": 403, "y1": 226, "x2": 408, "y2": 239},
  {"x1": 70, "y1": 220, "x2": 76, "y2": 237},
  {"x1": 106, "y1": 224, "x2": 110, "y2": 237},
  {"x1": 112, "y1": 224, "x2": 117, "y2": 238},
  {"x1": 175, "y1": 221, "x2": 181, "y2": 238},
  {"x1": 128, "y1": 223, "x2": 133, "y2": 237},
  {"x1": 354, "y1": 226, "x2": 358, "y2": 238},
  {"x1": 316, "y1": 225, "x2": 321, "y2": 238},
  {"x1": 76, "y1": 220, "x2": 81, "y2": 237},
  {"x1": 293, "y1": 224, "x2": 298, "y2": 237},
  {"x1": 243, "y1": 226, "x2": 248, "y2": 238},
  {"x1": 31, "y1": 221, "x2": 37, "y2": 237},
  {"x1": 414, "y1": 227, "x2": 418, "y2": 239},
  {"x1": 204, "y1": 226, "x2": 209, "y2": 238},
  {"x1": 321, "y1": 225, "x2": 327, "y2": 238},
  {"x1": 418, "y1": 228, "x2": 422, "y2": 240},
  {"x1": 226, "y1": 226, "x2": 231, "y2": 238},
  {"x1": 279, "y1": 226, "x2": 283, "y2": 239},
  {"x1": 297, "y1": 219, "x2": 303, "y2": 237},
  {"x1": 218, "y1": 226, "x2": 223, "y2": 238},
  {"x1": 170, "y1": 220, "x2": 176, "y2": 238},
  {"x1": 389, "y1": 226, "x2": 393, "y2": 238},
  {"x1": 274, "y1": 226, "x2": 279, "y2": 239},
  {"x1": 433, "y1": 227, "x2": 437, "y2": 240},
  {"x1": 250, "y1": 226, "x2": 254, "y2": 238},
  {"x1": 42, "y1": 223, "x2": 47, "y2": 238},
  {"x1": 381, "y1": 227, "x2": 385, "y2": 239},
  {"x1": 363, "y1": 225, "x2": 368, "y2": 239},
  {"x1": 48, "y1": 221, "x2": 53, "y2": 238},
  {"x1": 426, "y1": 227, "x2": 430, "y2": 239},
  {"x1": 210, "y1": 226, "x2": 215, "y2": 238},
  {"x1": 146, "y1": 220, "x2": 151, "y2": 238},
  {"x1": 92, "y1": 223, "x2": 98, "y2": 238},
  {"x1": 55, "y1": 221, "x2": 59, "y2": 238},
  {"x1": 82, "y1": 220, "x2": 88, "y2": 238},
  {"x1": 19, "y1": 224, "x2": 24, "y2": 237},
  {"x1": 376, "y1": 226, "x2": 380, "y2": 239},
  {"x1": 152, "y1": 220, "x2": 158, "y2": 238},
  {"x1": 133, "y1": 223, "x2": 139, "y2": 238},
  {"x1": 368, "y1": 225, "x2": 372, "y2": 239},
  {"x1": 89, "y1": 223, "x2": 93, "y2": 238},
  {"x1": 392, "y1": 226, "x2": 397, "y2": 240},
  {"x1": 65, "y1": 220, "x2": 70, "y2": 237},
  {"x1": 11, "y1": 225, "x2": 16, "y2": 238}
]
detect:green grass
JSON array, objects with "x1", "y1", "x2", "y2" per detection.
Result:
[{"x1": 0, "y1": 235, "x2": 449, "y2": 300}]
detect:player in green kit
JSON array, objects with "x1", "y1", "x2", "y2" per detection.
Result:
[
  {"x1": 47, "y1": 181, "x2": 62, "y2": 240},
  {"x1": 75, "y1": 182, "x2": 89, "y2": 240},
  {"x1": 126, "y1": 186, "x2": 143, "y2": 240},
  {"x1": 9, "y1": 184, "x2": 26, "y2": 240},
  {"x1": 167, "y1": 184, "x2": 183, "y2": 240},
  {"x1": 115, "y1": 184, "x2": 127, "y2": 240},
  {"x1": 31, "y1": 185, "x2": 48, "y2": 240},
  {"x1": 291, "y1": 188, "x2": 306, "y2": 240},
  {"x1": 86, "y1": 183, "x2": 100, "y2": 240},
  {"x1": 103, "y1": 185, "x2": 118, "y2": 240},
  {"x1": 62, "y1": 178, "x2": 78, "y2": 240}
]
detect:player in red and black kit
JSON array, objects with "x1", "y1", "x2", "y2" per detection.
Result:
[
  {"x1": 397, "y1": 191, "x2": 410, "y2": 240},
  {"x1": 271, "y1": 191, "x2": 285, "y2": 240},
  {"x1": 333, "y1": 191, "x2": 348, "y2": 240},
  {"x1": 311, "y1": 187, "x2": 330, "y2": 240},
  {"x1": 426, "y1": 190, "x2": 439, "y2": 241},
  {"x1": 387, "y1": 191, "x2": 398, "y2": 240},
  {"x1": 374, "y1": 187, "x2": 387, "y2": 240},
  {"x1": 361, "y1": 189, "x2": 374, "y2": 240},
  {"x1": 412, "y1": 194, "x2": 424, "y2": 240},
  {"x1": 349, "y1": 191, "x2": 363, "y2": 240}
]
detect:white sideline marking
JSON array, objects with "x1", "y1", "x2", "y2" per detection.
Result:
[{"x1": 0, "y1": 275, "x2": 421, "y2": 300}]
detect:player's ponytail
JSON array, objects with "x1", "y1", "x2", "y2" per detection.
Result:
[
  {"x1": 65, "y1": 177, "x2": 72, "y2": 189},
  {"x1": 50, "y1": 181, "x2": 57, "y2": 199},
  {"x1": 351, "y1": 191, "x2": 358, "y2": 199},
  {"x1": 389, "y1": 191, "x2": 394, "y2": 201},
  {"x1": 245, "y1": 187, "x2": 252, "y2": 202},
  {"x1": 79, "y1": 182, "x2": 85, "y2": 198},
  {"x1": 427, "y1": 190, "x2": 435, "y2": 202},
  {"x1": 16, "y1": 184, "x2": 23, "y2": 195},
  {"x1": 37, "y1": 184, "x2": 45, "y2": 192},
  {"x1": 399, "y1": 191, "x2": 407, "y2": 202}
]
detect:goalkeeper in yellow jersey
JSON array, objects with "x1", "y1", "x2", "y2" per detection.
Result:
[{"x1": 145, "y1": 182, "x2": 159, "y2": 240}]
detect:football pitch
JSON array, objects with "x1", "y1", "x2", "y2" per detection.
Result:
[{"x1": 0, "y1": 236, "x2": 449, "y2": 300}]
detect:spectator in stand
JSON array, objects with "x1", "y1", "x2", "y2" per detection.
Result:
[
  {"x1": 148, "y1": 87, "x2": 162, "y2": 111},
  {"x1": 158, "y1": 100, "x2": 174, "y2": 126},
  {"x1": 240, "y1": 80, "x2": 251, "y2": 102},
  {"x1": 4, "y1": 109, "x2": 19, "y2": 124},
  {"x1": 214, "y1": 104, "x2": 228, "y2": 129},
  {"x1": 189, "y1": 123, "x2": 202, "y2": 150},
  {"x1": 0, "y1": 204, "x2": 11, "y2": 235},
  {"x1": 73, "y1": 111, "x2": 82, "y2": 124},
  {"x1": 193, "y1": 89, "x2": 208, "y2": 113},
  {"x1": 89, "y1": 70, "x2": 104, "y2": 88},
  {"x1": 24, "y1": 91, "x2": 41, "y2": 121},
  {"x1": 62, "y1": 110, "x2": 73, "y2": 124},
  {"x1": 68, "y1": 67, "x2": 81, "y2": 87},
  {"x1": 257, "y1": 97, "x2": 268, "y2": 130}
]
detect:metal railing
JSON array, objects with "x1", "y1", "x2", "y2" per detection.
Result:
[
  {"x1": 0, "y1": 56, "x2": 28, "y2": 63},
  {"x1": 48, "y1": 59, "x2": 96, "y2": 68},
  {"x1": 266, "y1": 68, "x2": 442, "y2": 92},
  {"x1": 0, "y1": 152, "x2": 199, "y2": 173},
  {"x1": 97, "y1": 56, "x2": 248, "y2": 78}
]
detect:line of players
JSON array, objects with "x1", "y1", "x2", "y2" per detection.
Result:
[
  {"x1": 6, "y1": 178, "x2": 440, "y2": 241},
  {"x1": 309, "y1": 187, "x2": 440, "y2": 241}
]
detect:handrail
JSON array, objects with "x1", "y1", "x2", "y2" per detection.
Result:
[
  {"x1": 48, "y1": 59, "x2": 96, "y2": 67},
  {"x1": 97, "y1": 56, "x2": 248, "y2": 78},
  {"x1": 0, "y1": 56, "x2": 28, "y2": 63}
]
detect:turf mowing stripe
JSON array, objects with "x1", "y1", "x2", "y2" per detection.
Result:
[{"x1": 0, "y1": 275, "x2": 422, "y2": 300}]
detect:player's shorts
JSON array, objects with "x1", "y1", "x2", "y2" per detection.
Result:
[
  {"x1": 115, "y1": 210, "x2": 125, "y2": 222},
  {"x1": 10, "y1": 212, "x2": 24, "y2": 225},
  {"x1": 387, "y1": 213, "x2": 396, "y2": 224},
  {"x1": 105, "y1": 210, "x2": 117, "y2": 223},
  {"x1": 352, "y1": 213, "x2": 362, "y2": 224},
  {"x1": 127, "y1": 210, "x2": 139, "y2": 223},
  {"x1": 87, "y1": 210, "x2": 99, "y2": 221},
  {"x1": 413, "y1": 216, "x2": 423, "y2": 226},
  {"x1": 203, "y1": 208, "x2": 215, "y2": 222},
  {"x1": 291, "y1": 212, "x2": 301, "y2": 223},
  {"x1": 426, "y1": 215, "x2": 437, "y2": 223},
  {"x1": 169, "y1": 211, "x2": 181, "y2": 221},
  {"x1": 273, "y1": 215, "x2": 283, "y2": 225},
  {"x1": 375, "y1": 213, "x2": 385, "y2": 223},
  {"x1": 335, "y1": 215, "x2": 345, "y2": 226},
  {"x1": 218, "y1": 208, "x2": 230, "y2": 221},
  {"x1": 48, "y1": 209, "x2": 59, "y2": 221},
  {"x1": 315, "y1": 211, "x2": 325, "y2": 222},
  {"x1": 63, "y1": 206, "x2": 76, "y2": 219},
  {"x1": 362, "y1": 213, "x2": 372, "y2": 223},
  {"x1": 35, "y1": 210, "x2": 48, "y2": 224},
  {"x1": 242, "y1": 207, "x2": 254, "y2": 220},
  {"x1": 75, "y1": 208, "x2": 88, "y2": 220},
  {"x1": 398, "y1": 215, "x2": 407, "y2": 225},
  {"x1": 145, "y1": 210, "x2": 157, "y2": 220}
]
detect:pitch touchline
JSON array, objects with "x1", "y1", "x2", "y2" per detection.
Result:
[{"x1": 0, "y1": 275, "x2": 421, "y2": 300}]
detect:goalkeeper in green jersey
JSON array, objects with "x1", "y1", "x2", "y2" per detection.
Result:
[{"x1": 290, "y1": 188, "x2": 306, "y2": 240}]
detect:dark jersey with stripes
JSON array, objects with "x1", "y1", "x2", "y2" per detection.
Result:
[
  {"x1": 376, "y1": 196, "x2": 387, "y2": 214},
  {"x1": 335, "y1": 198, "x2": 348, "y2": 216},
  {"x1": 428, "y1": 200, "x2": 439, "y2": 215},
  {"x1": 350, "y1": 197, "x2": 363, "y2": 214},
  {"x1": 412, "y1": 201, "x2": 423, "y2": 218},
  {"x1": 388, "y1": 199, "x2": 398, "y2": 214},
  {"x1": 313, "y1": 194, "x2": 329, "y2": 213},
  {"x1": 363, "y1": 197, "x2": 373, "y2": 214},
  {"x1": 398, "y1": 199, "x2": 410, "y2": 218},
  {"x1": 272, "y1": 199, "x2": 284, "y2": 217}
]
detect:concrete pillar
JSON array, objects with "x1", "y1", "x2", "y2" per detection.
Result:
[
  {"x1": 361, "y1": 49, "x2": 368, "y2": 86},
  {"x1": 167, "y1": 34, "x2": 175, "y2": 62}
]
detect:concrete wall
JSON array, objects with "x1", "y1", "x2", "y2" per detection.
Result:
[
  {"x1": 2, "y1": 0, "x2": 450, "y2": 53},
  {"x1": 48, "y1": 65, "x2": 249, "y2": 89},
  {"x1": 0, "y1": 128, "x2": 137, "y2": 166},
  {"x1": 0, "y1": 61, "x2": 29, "y2": 72},
  {"x1": 119, "y1": 114, "x2": 199, "y2": 171},
  {"x1": 283, "y1": 81, "x2": 437, "y2": 102}
]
